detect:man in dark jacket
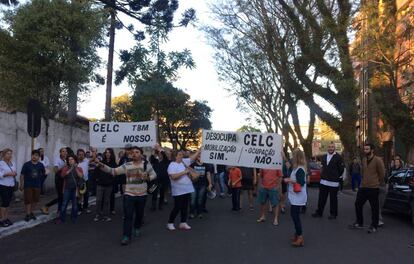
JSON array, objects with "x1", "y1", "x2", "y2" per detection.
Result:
[{"x1": 312, "y1": 142, "x2": 345, "y2": 219}]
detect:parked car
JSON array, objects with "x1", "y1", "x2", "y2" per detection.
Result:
[
  {"x1": 383, "y1": 168, "x2": 414, "y2": 225},
  {"x1": 308, "y1": 161, "x2": 321, "y2": 185}
]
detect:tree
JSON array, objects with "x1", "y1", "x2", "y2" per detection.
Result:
[
  {"x1": 237, "y1": 126, "x2": 261, "y2": 132},
  {"x1": 111, "y1": 93, "x2": 133, "y2": 121},
  {"x1": 208, "y1": 0, "x2": 359, "y2": 160},
  {"x1": 115, "y1": 4, "x2": 195, "y2": 87},
  {"x1": 0, "y1": 0, "x2": 18, "y2": 6},
  {"x1": 352, "y1": 0, "x2": 414, "y2": 156},
  {"x1": 94, "y1": 0, "x2": 196, "y2": 120},
  {"x1": 206, "y1": 0, "x2": 317, "y2": 157},
  {"x1": 130, "y1": 78, "x2": 211, "y2": 150},
  {"x1": 0, "y1": 0, "x2": 105, "y2": 124}
]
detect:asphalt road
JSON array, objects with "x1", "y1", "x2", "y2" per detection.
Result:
[{"x1": 1, "y1": 187, "x2": 413, "y2": 264}]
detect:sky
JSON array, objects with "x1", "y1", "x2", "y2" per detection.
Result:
[{"x1": 78, "y1": 0, "x2": 253, "y2": 132}]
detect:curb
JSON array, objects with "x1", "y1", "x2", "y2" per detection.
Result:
[{"x1": 0, "y1": 194, "x2": 121, "y2": 239}]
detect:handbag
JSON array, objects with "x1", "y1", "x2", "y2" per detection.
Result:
[{"x1": 293, "y1": 182, "x2": 302, "y2": 193}]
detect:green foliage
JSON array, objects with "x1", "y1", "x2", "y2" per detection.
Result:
[
  {"x1": 115, "y1": 9, "x2": 195, "y2": 86},
  {"x1": 352, "y1": 1, "x2": 414, "y2": 154},
  {"x1": 0, "y1": 0, "x2": 106, "y2": 118},
  {"x1": 0, "y1": 0, "x2": 18, "y2": 6},
  {"x1": 131, "y1": 78, "x2": 211, "y2": 150},
  {"x1": 111, "y1": 93, "x2": 134, "y2": 121},
  {"x1": 237, "y1": 126, "x2": 261, "y2": 133}
]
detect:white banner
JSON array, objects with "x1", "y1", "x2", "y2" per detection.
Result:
[
  {"x1": 201, "y1": 130, "x2": 283, "y2": 169},
  {"x1": 89, "y1": 121, "x2": 157, "y2": 148}
]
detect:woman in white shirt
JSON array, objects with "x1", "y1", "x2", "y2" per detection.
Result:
[
  {"x1": 284, "y1": 148, "x2": 307, "y2": 247},
  {"x1": 166, "y1": 149, "x2": 200, "y2": 231},
  {"x1": 0, "y1": 148, "x2": 17, "y2": 227}
]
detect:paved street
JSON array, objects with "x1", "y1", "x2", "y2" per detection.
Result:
[{"x1": 1, "y1": 188, "x2": 413, "y2": 264}]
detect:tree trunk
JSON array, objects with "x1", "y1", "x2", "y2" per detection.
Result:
[
  {"x1": 67, "y1": 84, "x2": 78, "y2": 123},
  {"x1": 105, "y1": 5, "x2": 116, "y2": 121}
]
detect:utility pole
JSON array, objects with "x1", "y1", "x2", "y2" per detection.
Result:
[{"x1": 105, "y1": 0, "x2": 116, "y2": 121}]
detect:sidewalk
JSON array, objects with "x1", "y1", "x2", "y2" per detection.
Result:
[{"x1": 0, "y1": 190, "x2": 102, "y2": 239}]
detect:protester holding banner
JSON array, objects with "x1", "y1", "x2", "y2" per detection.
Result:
[
  {"x1": 97, "y1": 146, "x2": 157, "y2": 245},
  {"x1": 284, "y1": 149, "x2": 307, "y2": 247},
  {"x1": 189, "y1": 154, "x2": 213, "y2": 219},
  {"x1": 240, "y1": 167, "x2": 257, "y2": 210},
  {"x1": 166, "y1": 149, "x2": 201, "y2": 231}
]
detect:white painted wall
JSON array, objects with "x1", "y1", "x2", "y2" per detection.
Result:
[{"x1": 0, "y1": 111, "x2": 89, "y2": 190}]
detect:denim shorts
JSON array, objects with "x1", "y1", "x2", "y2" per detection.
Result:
[{"x1": 258, "y1": 188, "x2": 279, "y2": 207}]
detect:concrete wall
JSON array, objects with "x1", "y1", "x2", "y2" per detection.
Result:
[{"x1": 0, "y1": 111, "x2": 89, "y2": 189}]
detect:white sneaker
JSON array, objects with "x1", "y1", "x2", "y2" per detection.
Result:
[
  {"x1": 166, "y1": 223, "x2": 176, "y2": 231},
  {"x1": 179, "y1": 222, "x2": 192, "y2": 230}
]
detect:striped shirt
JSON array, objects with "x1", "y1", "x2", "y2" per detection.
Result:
[{"x1": 102, "y1": 161, "x2": 156, "y2": 197}]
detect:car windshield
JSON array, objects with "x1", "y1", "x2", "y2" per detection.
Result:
[
  {"x1": 390, "y1": 170, "x2": 414, "y2": 186},
  {"x1": 391, "y1": 170, "x2": 408, "y2": 178}
]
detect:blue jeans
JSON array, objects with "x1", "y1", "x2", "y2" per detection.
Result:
[
  {"x1": 216, "y1": 172, "x2": 227, "y2": 195},
  {"x1": 123, "y1": 195, "x2": 147, "y2": 239},
  {"x1": 352, "y1": 173, "x2": 362, "y2": 191},
  {"x1": 60, "y1": 188, "x2": 77, "y2": 222},
  {"x1": 291, "y1": 205, "x2": 303, "y2": 236},
  {"x1": 191, "y1": 185, "x2": 207, "y2": 215}
]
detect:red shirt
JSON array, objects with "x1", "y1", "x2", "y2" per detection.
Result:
[
  {"x1": 229, "y1": 167, "x2": 242, "y2": 188},
  {"x1": 260, "y1": 169, "x2": 282, "y2": 189}
]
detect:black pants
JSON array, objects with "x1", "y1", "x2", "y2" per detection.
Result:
[
  {"x1": 152, "y1": 181, "x2": 167, "y2": 209},
  {"x1": 123, "y1": 195, "x2": 147, "y2": 238},
  {"x1": 355, "y1": 188, "x2": 379, "y2": 228},
  {"x1": 168, "y1": 193, "x2": 191, "y2": 223},
  {"x1": 110, "y1": 183, "x2": 117, "y2": 212},
  {"x1": 231, "y1": 187, "x2": 241, "y2": 210},
  {"x1": 316, "y1": 184, "x2": 339, "y2": 216},
  {"x1": 291, "y1": 205, "x2": 303, "y2": 236},
  {"x1": 0, "y1": 185, "x2": 14, "y2": 208},
  {"x1": 45, "y1": 175, "x2": 63, "y2": 212}
]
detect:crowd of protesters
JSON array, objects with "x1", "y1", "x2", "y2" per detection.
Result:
[{"x1": 0, "y1": 141, "x2": 411, "y2": 248}]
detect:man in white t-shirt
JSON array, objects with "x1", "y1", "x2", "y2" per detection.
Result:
[
  {"x1": 40, "y1": 147, "x2": 67, "y2": 215},
  {"x1": 312, "y1": 142, "x2": 345, "y2": 220},
  {"x1": 39, "y1": 148, "x2": 50, "y2": 195},
  {"x1": 77, "y1": 149, "x2": 91, "y2": 214}
]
